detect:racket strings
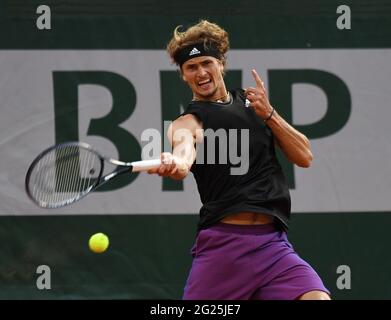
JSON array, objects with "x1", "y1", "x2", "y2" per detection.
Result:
[{"x1": 28, "y1": 145, "x2": 102, "y2": 207}]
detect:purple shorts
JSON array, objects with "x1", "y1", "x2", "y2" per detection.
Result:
[{"x1": 183, "y1": 222, "x2": 330, "y2": 300}]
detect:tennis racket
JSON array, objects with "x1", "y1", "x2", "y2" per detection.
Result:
[{"x1": 25, "y1": 141, "x2": 161, "y2": 208}]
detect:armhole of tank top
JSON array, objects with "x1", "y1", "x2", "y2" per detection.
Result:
[{"x1": 181, "y1": 107, "x2": 206, "y2": 128}]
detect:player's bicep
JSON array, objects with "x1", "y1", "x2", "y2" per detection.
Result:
[
  {"x1": 167, "y1": 115, "x2": 200, "y2": 166},
  {"x1": 167, "y1": 114, "x2": 201, "y2": 143}
]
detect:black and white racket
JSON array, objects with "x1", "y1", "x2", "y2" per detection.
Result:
[{"x1": 25, "y1": 141, "x2": 161, "y2": 208}]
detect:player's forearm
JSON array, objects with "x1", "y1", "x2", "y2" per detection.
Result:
[
  {"x1": 169, "y1": 149, "x2": 195, "y2": 180},
  {"x1": 266, "y1": 111, "x2": 313, "y2": 167}
]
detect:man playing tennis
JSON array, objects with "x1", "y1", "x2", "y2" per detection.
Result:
[{"x1": 148, "y1": 20, "x2": 330, "y2": 300}]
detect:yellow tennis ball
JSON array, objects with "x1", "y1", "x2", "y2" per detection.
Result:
[{"x1": 89, "y1": 233, "x2": 109, "y2": 253}]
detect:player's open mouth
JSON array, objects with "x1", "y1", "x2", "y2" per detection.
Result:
[{"x1": 198, "y1": 79, "x2": 212, "y2": 88}]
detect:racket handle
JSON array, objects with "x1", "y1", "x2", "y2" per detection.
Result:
[{"x1": 131, "y1": 159, "x2": 161, "y2": 172}]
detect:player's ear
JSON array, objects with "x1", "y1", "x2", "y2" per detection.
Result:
[
  {"x1": 218, "y1": 60, "x2": 224, "y2": 75},
  {"x1": 181, "y1": 70, "x2": 187, "y2": 82}
]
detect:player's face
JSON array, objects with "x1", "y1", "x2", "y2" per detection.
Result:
[{"x1": 181, "y1": 56, "x2": 226, "y2": 101}]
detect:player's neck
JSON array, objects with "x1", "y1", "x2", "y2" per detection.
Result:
[
  {"x1": 213, "y1": 91, "x2": 230, "y2": 103},
  {"x1": 193, "y1": 90, "x2": 230, "y2": 103}
]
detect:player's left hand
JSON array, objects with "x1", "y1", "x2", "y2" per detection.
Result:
[{"x1": 244, "y1": 69, "x2": 274, "y2": 120}]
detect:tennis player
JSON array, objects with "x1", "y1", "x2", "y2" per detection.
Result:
[{"x1": 148, "y1": 20, "x2": 330, "y2": 300}]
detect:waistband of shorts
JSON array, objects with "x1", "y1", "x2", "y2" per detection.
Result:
[{"x1": 207, "y1": 222, "x2": 277, "y2": 235}]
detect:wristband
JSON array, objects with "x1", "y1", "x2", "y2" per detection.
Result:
[{"x1": 264, "y1": 107, "x2": 275, "y2": 122}]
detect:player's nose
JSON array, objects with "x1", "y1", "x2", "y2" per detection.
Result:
[{"x1": 197, "y1": 66, "x2": 208, "y2": 77}]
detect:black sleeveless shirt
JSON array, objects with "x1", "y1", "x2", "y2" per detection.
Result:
[{"x1": 180, "y1": 88, "x2": 291, "y2": 231}]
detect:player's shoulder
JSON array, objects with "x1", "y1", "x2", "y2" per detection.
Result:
[
  {"x1": 173, "y1": 113, "x2": 202, "y2": 129},
  {"x1": 175, "y1": 112, "x2": 199, "y2": 122}
]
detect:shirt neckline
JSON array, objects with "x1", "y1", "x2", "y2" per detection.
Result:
[{"x1": 190, "y1": 91, "x2": 233, "y2": 107}]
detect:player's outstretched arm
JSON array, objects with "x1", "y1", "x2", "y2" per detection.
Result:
[{"x1": 148, "y1": 114, "x2": 201, "y2": 179}]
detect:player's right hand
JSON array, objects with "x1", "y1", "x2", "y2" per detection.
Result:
[{"x1": 147, "y1": 152, "x2": 189, "y2": 179}]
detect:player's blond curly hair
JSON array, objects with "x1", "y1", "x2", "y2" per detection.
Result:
[{"x1": 167, "y1": 20, "x2": 230, "y2": 68}]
